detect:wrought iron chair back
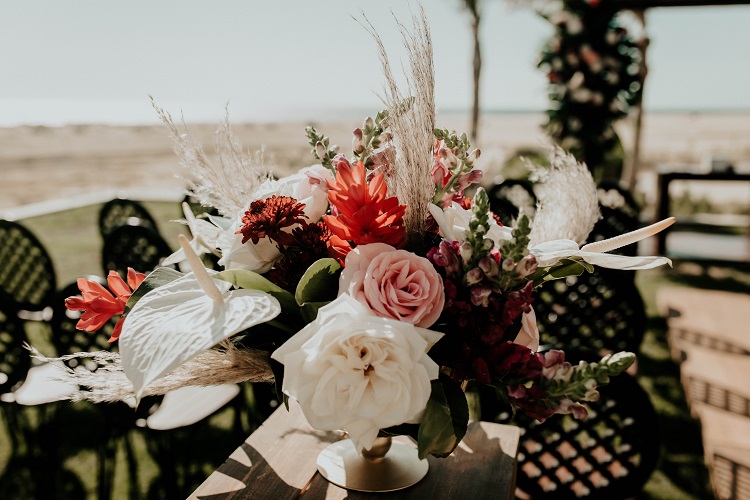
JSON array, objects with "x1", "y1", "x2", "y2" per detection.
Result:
[
  {"x1": 533, "y1": 269, "x2": 647, "y2": 355},
  {"x1": 51, "y1": 280, "x2": 162, "y2": 500},
  {"x1": 596, "y1": 181, "x2": 640, "y2": 220},
  {"x1": 0, "y1": 220, "x2": 57, "y2": 313},
  {"x1": 101, "y1": 222, "x2": 173, "y2": 278},
  {"x1": 486, "y1": 350, "x2": 659, "y2": 499},
  {"x1": 487, "y1": 180, "x2": 537, "y2": 226},
  {"x1": 0, "y1": 303, "x2": 31, "y2": 397},
  {"x1": 98, "y1": 198, "x2": 158, "y2": 239}
]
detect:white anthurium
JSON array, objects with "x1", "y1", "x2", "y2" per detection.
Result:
[
  {"x1": 120, "y1": 235, "x2": 281, "y2": 399},
  {"x1": 217, "y1": 165, "x2": 333, "y2": 272},
  {"x1": 530, "y1": 217, "x2": 676, "y2": 270},
  {"x1": 162, "y1": 202, "x2": 224, "y2": 267},
  {"x1": 428, "y1": 202, "x2": 512, "y2": 245}
]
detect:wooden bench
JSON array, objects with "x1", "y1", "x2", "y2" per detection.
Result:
[
  {"x1": 679, "y1": 345, "x2": 750, "y2": 416},
  {"x1": 656, "y1": 287, "x2": 750, "y2": 360},
  {"x1": 190, "y1": 403, "x2": 520, "y2": 499},
  {"x1": 692, "y1": 404, "x2": 750, "y2": 500}
]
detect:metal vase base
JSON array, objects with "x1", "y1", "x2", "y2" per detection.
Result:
[{"x1": 316, "y1": 437, "x2": 429, "y2": 492}]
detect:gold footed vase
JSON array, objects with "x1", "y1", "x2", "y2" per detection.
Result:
[{"x1": 316, "y1": 436, "x2": 429, "y2": 492}]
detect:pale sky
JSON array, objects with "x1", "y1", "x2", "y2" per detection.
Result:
[{"x1": 1, "y1": 1, "x2": 749, "y2": 125}]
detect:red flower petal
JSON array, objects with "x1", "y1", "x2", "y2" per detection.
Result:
[{"x1": 108, "y1": 317, "x2": 125, "y2": 343}]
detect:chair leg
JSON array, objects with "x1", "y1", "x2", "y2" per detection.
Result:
[
  {"x1": 123, "y1": 432, "x2": 141, "y2": 500},
  {"x1": 96, "y1": 434, "x2": 117, "y2": 500}
]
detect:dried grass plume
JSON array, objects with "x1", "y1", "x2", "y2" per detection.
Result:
[
  {"x1": 29, "y1": 342, "x2": 274, "y2": 404},
  {"x1": 528, "y1": 147, "x2": 600, "y2": 247},
  {"x1": 151, "y1": 97, "x2": 269, "y2": 217},
  {"x1": 363, "y1": 8, "x2": 436, "y2": 246}
]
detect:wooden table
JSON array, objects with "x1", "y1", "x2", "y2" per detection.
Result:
[{"x1": 190, "y1": 403, "x2": 520, "y2": 499}]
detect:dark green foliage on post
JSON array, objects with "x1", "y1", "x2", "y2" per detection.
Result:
[{"x1": 538, "y1": 0, "x2": 642, "y2": 180}]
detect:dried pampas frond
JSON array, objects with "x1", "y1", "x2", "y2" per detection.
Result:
[
  {"x1": 30, "y1": 342, "x2": 274, "y2": 404},
  {"x1": 528, "y1": 147, "x2": 600, "y2": 247},
  {"x1": 363, "y1": 8, "x2": 436, "y2": 246},
  {"x1": 151, "y1": 97, "x2": 269, "y2": 217}
]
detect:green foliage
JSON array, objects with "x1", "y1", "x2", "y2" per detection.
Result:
[
  {"x1": 215, "y1": 269, "x2": 298, "y2": 313},
  {"x1": 527, "y1": 257, "x2": 594, "y2": 288},
  {"x1": 538, "y1": 0, "x2": 642, "y2": 177},
  {"x1": 294, "y1": 258, "x2": 341, "y2": 322},
  {"x1": 417, "y1": 374, "x2": 469, "y2": 459},
  {"x1": 304, "y1": 125, "x2": 339, "y2": 169},
  {"x1": 546, "y1": 352, "x2": 636, "y2": 400}
]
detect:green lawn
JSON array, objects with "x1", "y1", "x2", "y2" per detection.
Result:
[{"x1": 3, "y1": 201, "x2": 749, "y2": 498}]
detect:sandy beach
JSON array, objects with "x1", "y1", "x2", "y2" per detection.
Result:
[{"x1": 1, "y1": 111, "x2": 749, "y2": 214}]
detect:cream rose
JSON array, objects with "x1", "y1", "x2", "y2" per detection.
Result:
[
  {"x1": 339, "y1": 243, "x2": 445, "y2": 328},
  {"x1": 270, "y1": 294, "x2": 443, "y2": 452}
]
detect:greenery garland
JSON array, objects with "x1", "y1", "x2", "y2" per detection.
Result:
[{"x1": 538, "y1": 0, "x2": 642, "y2": 179}]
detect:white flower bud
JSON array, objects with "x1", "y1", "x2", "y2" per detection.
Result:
[{"x1": 315, "y1": 141, "x2": 327, "y2": 161}]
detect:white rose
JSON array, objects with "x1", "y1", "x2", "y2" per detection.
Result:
[
  {"x1": 271, "y1": 294, "x2": 443, "y2": 452},
  {"x1": 428, "y1": 202, "x2": 512, "y2": 246},
  {"x1": 217, "y1": 165, "x2": 333, "y2": 272},
  {"x1": 255, "y1": 165, "x2": 332, "y2": 222},
  {"x1": 216, "y1": 220, "x2": 281, "y2": 273}
]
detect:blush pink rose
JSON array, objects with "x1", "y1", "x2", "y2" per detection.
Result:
[{"x1": 339, "y1": 243, "x2": 445, "y2": 328}]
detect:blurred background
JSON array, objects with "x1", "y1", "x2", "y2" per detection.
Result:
[{"x1": 1, "y1": 1, "x2": 749, "y2": 498}]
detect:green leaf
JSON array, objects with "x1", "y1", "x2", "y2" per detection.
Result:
[
  {"x1": 417, "y1": 373, "x2": 469, "y2": 459},
  {"x1": 300, "y1": 301, "x2": 330, "y2": 324},
  {"x1": 530, "y1": 258, "x2": 592, "y2": 287},
  {"x1": 295, "y1": 259, "x2": 341, "y2": 306},
  {"x1": 215, "y1": 270, "x2": 298, "y2": 313},
  {"x1": 126, "y1": 267, "x2": 184, "y2": 311}
]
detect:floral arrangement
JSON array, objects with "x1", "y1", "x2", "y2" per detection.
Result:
[
  {"x1": 538, "y1": 0, "x2": 643, "y2": 177},
  {"x1": 47, "y1": 12, "x2": 673, "y2": 460}
]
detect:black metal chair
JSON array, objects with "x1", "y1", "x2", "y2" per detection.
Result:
[
  {"x1": 533, "y1": 269, "x2": 648, "y2": 355},
  {"x1": 586, "y1": 182, "x2": 642, "y2": 259},
  {"x1": 98, "y1": 198, "x2": 159, "y2": 239},
  {"x1": 101, "y1": 222, "x2": 174, "y2": 278},
  {"x1": 0, "y1": 302, "x2": 33, "y2": 455},
  {"x1": 487, "y1": 180, "x2": 537, "y2": 226},
  {"x1": 596, "y1": 181, "x2": 640, "y2": 221},
  {"x1": 51, "y1": 280, "x2": 161, "y2": 500},
  {"x1": 485, "y1": 351, "x2": 660, "y2": 499},
  {"x1": 0, "y1": 220, "x2": 57, "y2": 315}
]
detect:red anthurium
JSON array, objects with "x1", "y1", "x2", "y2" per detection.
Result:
[{"x1": 64, "y1": 268, "x2": 147, "y2": 342}]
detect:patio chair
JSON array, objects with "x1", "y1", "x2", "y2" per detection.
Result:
[
  {"x1": 487, "y1": 179, "x2": 537, "y2": 226},
  {"x1": 533, "y1": 268, "x2": 648, "y2": 355},
  {"x1": 596, "y1": 181, "x2": 640, "y2": 221},
  {"x1": 0, "y1": 219, "x2": 56, "y2": 316},
  {"x1": 488, "y1": 351, "x2": 660, "y2": 499},
  {"x1": 0, "y1": 303, "x2": 33, "y2": 455},
  {"x1": 98, "y1": 198, "x2": 158, "y2": 239},
  {"x1": 101, "y1": 221, "x2": 173, "y2": 277},
  {"x1": 51, "y1": 279, "x2": 159, "y2": 500}
]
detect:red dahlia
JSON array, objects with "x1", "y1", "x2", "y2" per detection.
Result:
[{"x1": 237, "y1": 195, "x2": 307, "y2": 246}]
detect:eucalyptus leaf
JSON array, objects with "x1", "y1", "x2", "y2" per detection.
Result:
[
  {"x1": 215, "y1": 269, "x2": 298, "y2": 313},
  {"x1": 417, "y1": 373, "x2": 469, "y2": 459},
  {"x1": 126, "y1": 267, "x2": 184, "y2": 311},
  {"x1": 294, "y1": 258, "x2": 341, "y2": 306}
]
